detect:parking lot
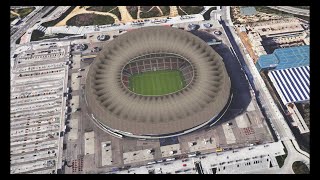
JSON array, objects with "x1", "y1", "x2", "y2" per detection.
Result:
[{"x1": 10, "y1": 42, "x2": 70, "y2": 174}]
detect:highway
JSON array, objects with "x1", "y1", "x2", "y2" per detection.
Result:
[
  {"x1": 10, "y1": 6, "x2": 55, "y2": 47},
  {"x1": 267, "y1": 6, "x2": 309, "y2": 17},
  {"x1": 219, "y1": 11, "x2": 309, "y2": 173}
]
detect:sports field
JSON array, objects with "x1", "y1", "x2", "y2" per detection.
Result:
[{"x1": 129, "y1": 70, "x2": 185, "y2": 95}]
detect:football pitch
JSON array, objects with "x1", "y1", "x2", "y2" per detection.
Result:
[{"x1": 129, "y1": 70, "x2": 185, "y2": 95}]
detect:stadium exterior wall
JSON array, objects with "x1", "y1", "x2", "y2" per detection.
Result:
[{"x1": 85, "y1": 26, "x2": 231, "y2": 138}]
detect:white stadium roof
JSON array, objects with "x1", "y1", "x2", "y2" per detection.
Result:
[{"x1": 268, "y1": 66, "x2": 310, "y2": 105}]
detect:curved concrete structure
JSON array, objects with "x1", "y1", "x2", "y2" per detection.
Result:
[{"x1": 86, "y1": 26, "x2": 231, "y2": 138}]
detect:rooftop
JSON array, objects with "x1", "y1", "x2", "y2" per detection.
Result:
[
  {"x1": 268, "y1": 66, "x2": 310, "y2": 105},
  {"x1": 240, "y1": 7, "x2": 257, "y2": 16},
  {"x1": 256, "y1": 45, "x2": 309, "y2": 71}
]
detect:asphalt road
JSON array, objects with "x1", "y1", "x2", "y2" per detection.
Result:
[
  {"x1": 267, "y1": 6, "x2": 309, "y2": 17},
  {"x1": 10, "y1": 6, "x2": 54, "y2": 46}
]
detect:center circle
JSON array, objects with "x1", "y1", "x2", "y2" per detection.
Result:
[{"x1": 121, "y1": 53, "x2": 194, "y2": 96}]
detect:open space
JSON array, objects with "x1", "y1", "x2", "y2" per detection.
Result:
[
  {"x1": 10, "y1": 7, "x2": 35, "y2": 21},
  {"x1": 129, "y1": 70, "x2": 185, "y2": 96},
  {"x1": 66, "y1": 13, "x2": 115, "y2": 26},
  {"x1": 86, "y1": 6, "x2": 121, "y2": 20},
  {"x1": 178, "y1": 6, "x2": 205, "y2": 15}
]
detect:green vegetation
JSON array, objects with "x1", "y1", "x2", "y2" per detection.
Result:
[
  {"x1": 30, "y1": 29, "x2": 75, "y2": 41},
  {"x1": 177, "y1": 8, "x2": 184, "y2": 16},
  {"x1": 10, "y1": 12, "x2": 19, "y2": 22},
  {"x1": 230, "y1": 7, "x2": 238, "y2": 24},
  {"x1": 129, "y1": 70, "x2": 185, "y2": 96},
  {"x1": 292, "y1": 161, "x2": 309, "y2": 174},
  {"x1": 203, "y1": 7, "x2": 217, "y2": 20},
  {"x1": 159, "y1": 6, "x2": 170, "y2": 16},
  {"x1": 140, "y1": 6, "x2": 162, "y2": 19},
  {"x1": 178, "y1": 6, "x2": 204, "y2": 15},
  {"x1": 10, "y1": 7, "x2": 36, "y2": 20},
  {"x1": 30, "y1": 30, "x2": 45, "y2": 41},
  {"x1": 86, "y1": 6, "x2": 121, "y2": 20},
  {"x1": 275, "y1": 142, "x2": 288, "y2": 168},
  {"x1": 66, "y1": 13, "x2": 115, "y2": 26},
  {"x1": 87, "y1": 6, "x2": 116, "y2": 12},
  {"x1": 42, "y1": 6, "x2": 76, "y2": 27},
  {"x1": 127, "y1": 6, "x2": 138, "y2": 19},
  {"x1": 15, "y1": 36, "x2": 21, "y2": 44},
  {"x1": 126, "y1": 6, "x2": 169, "y2": 19}
]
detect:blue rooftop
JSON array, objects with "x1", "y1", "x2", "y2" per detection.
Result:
[
  {"x1": 268, "y1": 66, "x2": 310, "y2": 105},
  {"x1": 240, "y1": 7, "x2": 257, "y2": 16},
  {"x1": 256, "y1": 45, "x2": 310, "y2": 71}
]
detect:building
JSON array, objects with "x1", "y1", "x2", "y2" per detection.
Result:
[
  {"x1": 85, "y1": 26, "x2": 231, "y2": 139},
  {"x1": 240, "y1": 7, "x2": 257, "y2": 16},
  {"x1": 267, "y1": 65, "x2": 310, "y2": 134},
  {"x1": 268, "y1": 66, "x2": 310, "y2": 105},
  {"x1": 244, "y1": 18, "x2": 308, "y2": 55},
  {"x1": 248, "y1": 18, "x2": 304, "y2": 37},
  {"x1": 256, "y1": 45, "x2": 309, "y2": 72}
]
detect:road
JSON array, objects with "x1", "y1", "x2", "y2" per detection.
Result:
[
  {"x1": 210, "y1": 6, "x2": 232, "y2": 26},
  {"x1": 267, "y1": 6, "x2": 309, "y2": 17},
  {"x1": 219, "y1": 12, "x2": 309, "y2": 173},
  {"x1": 113, "y1": 141, "x2": 288, "y2": 174},
  {"x1": 10, "y1": 6, "x2": 54, "y2": 47}
]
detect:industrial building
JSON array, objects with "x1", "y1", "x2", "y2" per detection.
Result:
[
  {"x1": 256, "y1": 45, "x2": 310, "y2": 134},
  {"x1": 239, "y1": 17, "x2": 309, "y2": 60},
  {"x1": 268, "y1": 66, "x2": 310, "y2": 105},
  {"x1": 255, "y1": 45, "x2": 309, "y2": 72}
]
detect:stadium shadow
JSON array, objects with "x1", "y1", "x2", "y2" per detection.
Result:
[
  {"x1": 189, "y1": 30, "x2": 252, "y2": 124},
  {"x1": 189, "y1": 29, "x2": 219, "y2": 42},
  {"x1": 211, "y1": 41, "x2": 252, "y2": 126}
]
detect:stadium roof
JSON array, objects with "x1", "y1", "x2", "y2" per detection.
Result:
[
  {"x1": 256, "y1": 45, "x2": 309, "y2": 71},
  {"x1": 268, "y1": 66, "x2": 310, "y2": 105},
  {"x1": 86, "y1": 26, "x2": 231, "y2": 137},
  {"x1": 240, "y1": 7, "x2": 257, "y2": 16}
]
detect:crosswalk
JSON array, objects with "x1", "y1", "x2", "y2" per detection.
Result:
[{"x1": 36, "y1": 25, "x2": 47, "y2": 32}]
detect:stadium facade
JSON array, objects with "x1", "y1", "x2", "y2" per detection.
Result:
[{"x1": 85, "y1": 26, "x2": 232, "y2": 139}]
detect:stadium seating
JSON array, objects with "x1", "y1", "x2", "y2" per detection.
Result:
[{"x1": 121, "y1": 54, "x2": 194, "y2": 88}]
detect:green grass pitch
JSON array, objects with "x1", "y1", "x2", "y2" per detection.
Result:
[{"x1": 129, "y1": 70, "x2": 186, "y2": 95}]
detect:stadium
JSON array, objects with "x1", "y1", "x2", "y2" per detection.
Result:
[{"x1": 85, "y1": 26, "x2": 232, "y2": 139}]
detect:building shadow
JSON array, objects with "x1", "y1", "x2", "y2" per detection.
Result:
[
  {"x1": 190, "y1": 30, "x2": 252, "y2": 127},
  {"x1": 189, "y1": 29, "x2": 219, "y2": 42}
]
